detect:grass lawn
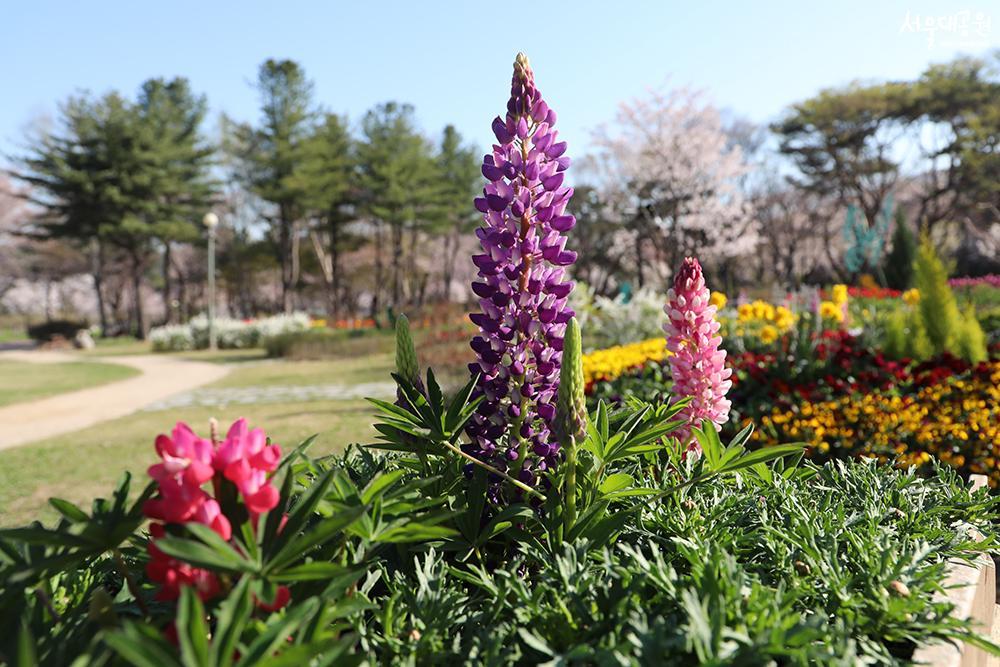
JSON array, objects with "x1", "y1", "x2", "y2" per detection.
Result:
[
  {"x1": 0, "y1": 353, "x2": 390, "y2": 526},
  {"x1": 0, "y1": 359, "x2": 140, "y2": 408}
]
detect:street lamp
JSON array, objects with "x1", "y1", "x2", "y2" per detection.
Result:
[{"x1": 203, "y1": 212, "x2": 219, "y2": 351}]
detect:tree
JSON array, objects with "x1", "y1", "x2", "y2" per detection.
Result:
[
  {"x1": 291, "y1": 113, "x2": 355, "y2": 317},
  {"x1": 588, "y1": 87, "x2": 755, "y2": 287},
  {"x1": 434, "y1": 125, "x2": 480, "y2": 301},
  {"x1": 356, "y1": 102, "x2": 439, "y2": 311},
  {"x1": 12, "y1": 93, "x2": 155, "y2": 335},
  {"x1": 773, "y1": 82, "x2": 909, "y2": 281},
  {"x1": 884, "y1": 208, "x2": 917, "y2": 289},
  {"x1": 228, "y1": 59, "x2": 316, "y2": 313},
  {"x1": 134, "y1": 78, "x2": 217, "y2": 323},
  {"x1": 563, "y1": 185, "x2": 629, "y2": 295},
  {"x1": 749, "y1": 174, "x2": 835, "y2": 288},
  {"x1": 902, "y1": 55, "x2": 998, "y2": 227},
  {"x1": 0, "y1": 176, "x2": 30, "y2": 301}
]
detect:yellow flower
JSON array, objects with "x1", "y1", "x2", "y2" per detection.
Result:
[
  {"x1": 819, "y1": 301, "x2": 844, "y2": 323},
  {"x1": 774, "y1": 306, "x2": 796, "y2": 331},
  {"x1": 902, "y1": 288, "x2": 920, "y2": 306},
  {"x1": 709, "y1": 291, "x2": 727, "y2": 310},
  {"x1": 759, "y1": 325, "x2": 779, "y2": 344},
  {"x1": 831, "y1": 284, "x2": 848, "y2": 306},
  {"x1": 310, "y1": 318, "x2": 327, "y2": 328}
]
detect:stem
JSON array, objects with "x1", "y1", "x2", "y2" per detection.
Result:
[
  {"x1": 113, "y1": 549, "x2": 149, "y2": 618},
  {"x1": 33, "y1": 587, "x2": 62, "y2": 623},
  {"x1": 563, "y1": 435, "x2": 577, "y2": 534},
  {"x1": 441, "y1": 440, "x2": 546, "y2": 501}
]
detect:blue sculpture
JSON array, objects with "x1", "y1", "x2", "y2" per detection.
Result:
[{"x1": 843, "y1": 195, "x2": 892, "y2": 276}]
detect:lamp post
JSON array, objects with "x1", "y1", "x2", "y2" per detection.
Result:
[{"x1": 203, "y1": 212, "x2": 219, "y2": 350}]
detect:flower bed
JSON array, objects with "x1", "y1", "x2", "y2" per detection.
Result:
[{"x1": 150, "y1": 313, "x2": 311, "y2": 351}]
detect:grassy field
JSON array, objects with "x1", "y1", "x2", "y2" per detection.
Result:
[
  {"x1": 0, "y1": 352, "x2": 392, "y2": 526},
  {"x1": 0, "y1": 359, "x2": 140, "y2": 408}
]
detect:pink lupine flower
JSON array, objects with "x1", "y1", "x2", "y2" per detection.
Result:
[
  {"x1": 144, "y1": 423, "x2": 217, "y2": 524},
  {"x1": 143, "y1": 418, "x2": 283, "y2": 605},
  {"x1": 149, "y1": 423, "x2": 215, "y2": 489},
  {"x1": 663, "y1": 257, "x2": 733, "y2": 447},
  {"x1": 217, "y1": 418, "x2": 282, "y2": 516}
]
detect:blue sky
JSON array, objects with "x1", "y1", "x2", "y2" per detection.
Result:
[{"x1": 2, "y1": 1, "x2": 996, "y2": 162}]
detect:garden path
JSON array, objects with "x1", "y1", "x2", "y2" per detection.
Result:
[{"x1": 0, "y1": 351, "x2": 230, "y2": 450}]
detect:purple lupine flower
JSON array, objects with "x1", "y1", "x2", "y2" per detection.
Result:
[{"x1": 465, "y1": 53, "x2": 576, "y2": 494}]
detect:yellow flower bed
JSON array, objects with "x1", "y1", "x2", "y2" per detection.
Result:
[
  {"x1": 756, "y1": 361, "x2": 1000, "y2": 485},
  {"x1": 582, "y1": 337, "x2": 669, "y2": 387},
  {"x1": 736, "y1": 300, "x2": 796, "y2": 331}
]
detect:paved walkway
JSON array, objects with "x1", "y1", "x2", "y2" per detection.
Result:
[
  {"x1": 143, "y1": 381, "x2": 395, "y2": 411},
  {"x1": 0, "y1": 351, "x2": 231, "y2": 451}
]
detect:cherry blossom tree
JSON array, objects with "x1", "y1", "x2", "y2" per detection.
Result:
[{"x1": 587, "y1": 86, "x2": 757, "y2": 287}]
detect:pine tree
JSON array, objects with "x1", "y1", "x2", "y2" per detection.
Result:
[
  {"x1": 434, "y1": 125, "x2": 480, "y2": 300},
  {"x1": 292, "y1": 113, "x2": 355, "y2": 317},
  {"x1": 913, "y1": 238, "x2": 960, "y2": 354},
  {"x1": 356, "y1": 102, "x2": 439, "y2": 310},
  {"x1": 884, "y1": 208, "x2": 916, "y2": 289},
  {"x1": 227, "y1": 59, "x2": 316, "y2": 313},
  {"x1": 135, "y1": 78, "x2": 217, "y2": 323}
]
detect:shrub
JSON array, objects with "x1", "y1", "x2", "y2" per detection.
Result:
[
  {"x1": 884, "y1": 208, "x2": 916, "y2": 290},
  {"x1": 909, "y1": 240, "x2": 987, "y2": 363},
  {"x1": 149, "y1": 323, "x2": 195, "y2": 352},
  {"x1": 956, "y1": 305, "x2": 988, "y2": 364},
  {"x1": 914, "y1": 238, "x2": 962, "y2": 354},
  {"x1": 26, "y1": 319, "x2": 89, "y2": 343},
  {"x1": 148, "y1": 313, "x2": 311, "y2": 352}
]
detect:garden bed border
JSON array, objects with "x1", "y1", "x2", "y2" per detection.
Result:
[{"x1": 911, "y1": 474, "x2": 996, "y2": 667}]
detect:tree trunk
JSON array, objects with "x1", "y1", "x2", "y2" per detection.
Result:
[
  {"x1": 161, "y1": 241, "x2": 173, "y2": 324},
  {"x1": 289, "y1": 220, "x2": 300, "y2": 313},
  {"x1": 390, "y1": 222, "x2": 403, "y2": 310},
  {"x1": 371, "y1": 222, "x2": 383, "y2": 318},
  {"x1": 278, "y1": 205, "x2": 296, "y2": 314},
  {"x1": 329, "y1": 217, "x2": 340, "y2": 318},
  {"x1": 634, "y1": 230, "x2": 645, "y2": 288},
  {"x1": 441, "y1": 233, "x2": 453, "y2": 301},
  {"x1": 407, "y1": 222, "x2": 419, "y2": 305},
  {"x1": 131, "y1": 253, "x2": 146, "y2": 339},
  {"x1": 90, "y1": 239, "x2": 109, "y2": 335}
]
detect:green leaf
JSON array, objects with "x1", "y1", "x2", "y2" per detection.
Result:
[
  {"x1": 444, "y1": 374, "x2": 479, "y2": 433},
  {"x1": 599, "y1": 473, "x2": 634, "y2": 496},
  {"x1": 377, "y1": 522, "x2": 459, "y2": 543},
  {"x1": 176, "y1": 587, "x2": 210, "y2": 667},
  {"x1": 267, "y1": 505, "x2": 367, "y2": 573},
  {"x1": 269, "y1": 561, "x2": 358, "y2": 582},
  {"x1": 361, "y1": 470, "x2": 406, "y2": 504},
  {"x1": 48, "y1": 498, "x2": 90, "y2": 523},
  {"x1": 425, "y1": 367, "x2": 445, "y2": 426},
  {"x1": 105, "y1": 622, "x2": 182, "y2": 667},
  {"x1": 155, "y1": 528, "x2": 256, "y2": 574},
  {"x1": 0, "y1": 526, "x2": 96, "y2": 549},
  {"x1": 212, "y1": 577, "x2": 254, "y2": 667},
  {"x1": 235, "y1": 597, "x2": 320, "y2": 667},
  {"x1": 717, "y1": 444, "x2": 804, "y2": 474},
  {"x1": 366, "y1": 397, "x2": 421, "y2": 425},
  {"x1": 18, "y1": 621, "x2": 38, "y2": 667},
  {"x1": 596, "y1": 401, "x2": 610, "y2": 443},
  {"x1": 266, "y1": 468, "x2": 335, "y2": 559}
]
